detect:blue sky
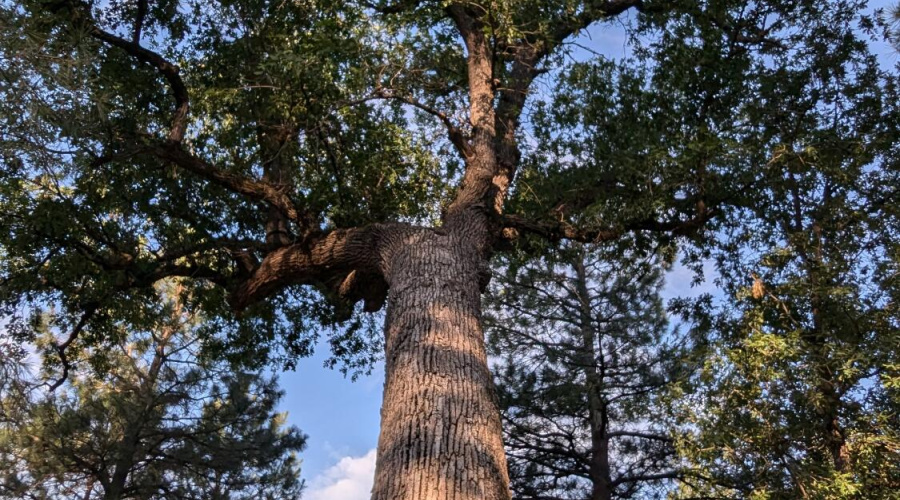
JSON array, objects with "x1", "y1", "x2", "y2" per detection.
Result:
[{"x1": 281, "y1": 3, "x2": 898, "y2": 498}]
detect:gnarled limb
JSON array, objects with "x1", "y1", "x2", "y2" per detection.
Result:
[
  {"x1": 229, "y1": 223, "x2": 407, "y2": 311},
  {"x1": 145, "y1": 142, "x2": 308, "y2": 227},
  {"x1": 47, "y1": 303, "x2": 98, "y2": 391}
]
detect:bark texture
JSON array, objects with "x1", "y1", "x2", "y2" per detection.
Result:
[
  {"x1": 79, "y1": 4, "x2": 651, "y2": 499},
  {"x1": 372, "y1": 226, "x2": 510, "y2": 500}
]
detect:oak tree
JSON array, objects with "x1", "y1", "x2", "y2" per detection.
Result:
[{"x1": 0, "y1": 0, "x2": 895, "y2": 498}]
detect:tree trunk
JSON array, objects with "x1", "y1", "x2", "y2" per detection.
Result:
[
  {"x1": 105, "y1": 450, "x2": 133, "y2": 500},
  {"x1": 574, "y1": 252, "x2": 613, "y2": 500},
  {"x1": 372, "y1": 227, "x2": 510, "y2": 500},
  {"x1": 792, "y1": 187, "x2": 850, "y2": 474},
  {"x1": 816, "y1": 369, "x2": 849, "y2": 472}
]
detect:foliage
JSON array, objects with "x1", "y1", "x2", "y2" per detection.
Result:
[
  {"x1": 658, "y1": 7, "x2": 900, "y2": 497},
  {"x1": 503, "y1": 1, "x2": 900, "y2": 498},
  {"x1": 0, "y1": 0, "x2": 892, "y2": 378},
  {"x1": 486, "y1": 243, "x2": 695, "y2": 499},
  {"x1": 0, "y1": 0, "x2": 443, "y2": 374},
  {"x1": 0, "y1": 286, "x2": 307, "y2": 500},
  {"x1": 0, "y1": 0, "x2": 898, "y2": 497}
]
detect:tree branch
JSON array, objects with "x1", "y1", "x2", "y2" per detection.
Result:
[
  {"x1": 501, "y1": 206, "x2": 720, "y2": 244},
  {"x1": 132, "y1": 0, "x2": 148, "y2": 44},
  {"x1": 610, "y1": 468, "x2": 717, "y2": 488},
  {"x1": 364, "y1": 0, "x2": 421, "y2": 15},
  {"x1": 501, "y1": 214, "x2": 622, "y2": 243},
  {"x1": 144, "y1": 141, "x2": 306, "y2": 225},
  {"x1": 372, "y1": 88, "x2": 472, "y2": 158},
  {"x1": 89, "y1": 27, "x2": 189, "y2": 142},
  {"x1": 607, "y1": 430, "x2": 674, "y2": 442},
  {"x1": 47, "y1": 303, "x2": 99, "y2": 391},
  {"x1": 230, "y1": 223, "x2": 401, "y2": 311}
]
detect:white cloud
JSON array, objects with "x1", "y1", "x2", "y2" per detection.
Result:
[{"x1": 305, "y1": 449, "x2": 377, "y2": 500}]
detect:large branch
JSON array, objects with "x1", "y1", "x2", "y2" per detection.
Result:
[
  {"x1": 501, "y1": 214, "x2": 622, "y2": 243},
  {"x1": 444, "y1": 3, "x2": 511, "y2": 220},
  {"x1": 606, "y1": 430, "x2": 674, "y2": 442},
  {"x1": 495, "y1": 0, "x2": 646, "y2": 126},
  {"x1": 229, "y1": 224, "x2": 399, "y2": 311},
  {"x1": 444, "y1": 1, "x2": 645, "y2": 220},
  {"x1": 501, "y1": 205, "x2": 720, "y2": 244},
  {"x1": 493, "y1": 46, "x2": 542, "y2": 213},
  {"x1": 503, "y1": 164, "x2": 752, "y2": 245},
  {"x1": 89, "y1": 27, "x2": 189, "y2": 142},
  {"x1": 446, "y1": 5, "x2": 494, "y2": 131},
  {"x1": 145, "y1": 141, "x2": 306, "y2": 225}
]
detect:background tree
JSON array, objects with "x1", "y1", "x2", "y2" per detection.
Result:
[
  {"x1": 663, "y1": 14, "x2": 900, "y2": 498},
  {"x1": 497, "y1": 1, "x2": 899, "y2": 497},
  {"x1": 0, "y1": 1, "x2": 896, "y2": 499},
  {"x1": 486, "y1": 243, "x2": 695, "y2": 500},
  {"x1": 0, "y1": 285, "x2": 307, "y2": 500}
]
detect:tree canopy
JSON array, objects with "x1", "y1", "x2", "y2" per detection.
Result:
[
  {"x1": 1, "y1": 0, "x2": 894, "y2": 379},
  {"x1": 0, "y1": 0, "x2": 897, "y2": 498}
]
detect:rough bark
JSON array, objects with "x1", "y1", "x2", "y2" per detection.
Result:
[
  {"x1": 77, "y1": 4, "x2": 655, "y2": 499},
  {"x1": 372, "y1": 224, "x2": 510, "y2": 500},
  {"x1": 230, "y1": 224, "x2": 391, "y2": 310},
  {"x1": 230, "y1": 216, "x2": 510, "y2": 499}
]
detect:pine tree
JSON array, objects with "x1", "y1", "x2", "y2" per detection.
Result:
[
  {"x1": 0, "y1": 287, "x2": 307, "y2": 500},
  {"x1": 486, "y1": 243, "x2": 692, "y2": 500}
]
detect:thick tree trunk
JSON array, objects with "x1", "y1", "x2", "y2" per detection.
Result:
[{"x1": 372, "y1": 227, "x2": 510, "y2": 500}]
